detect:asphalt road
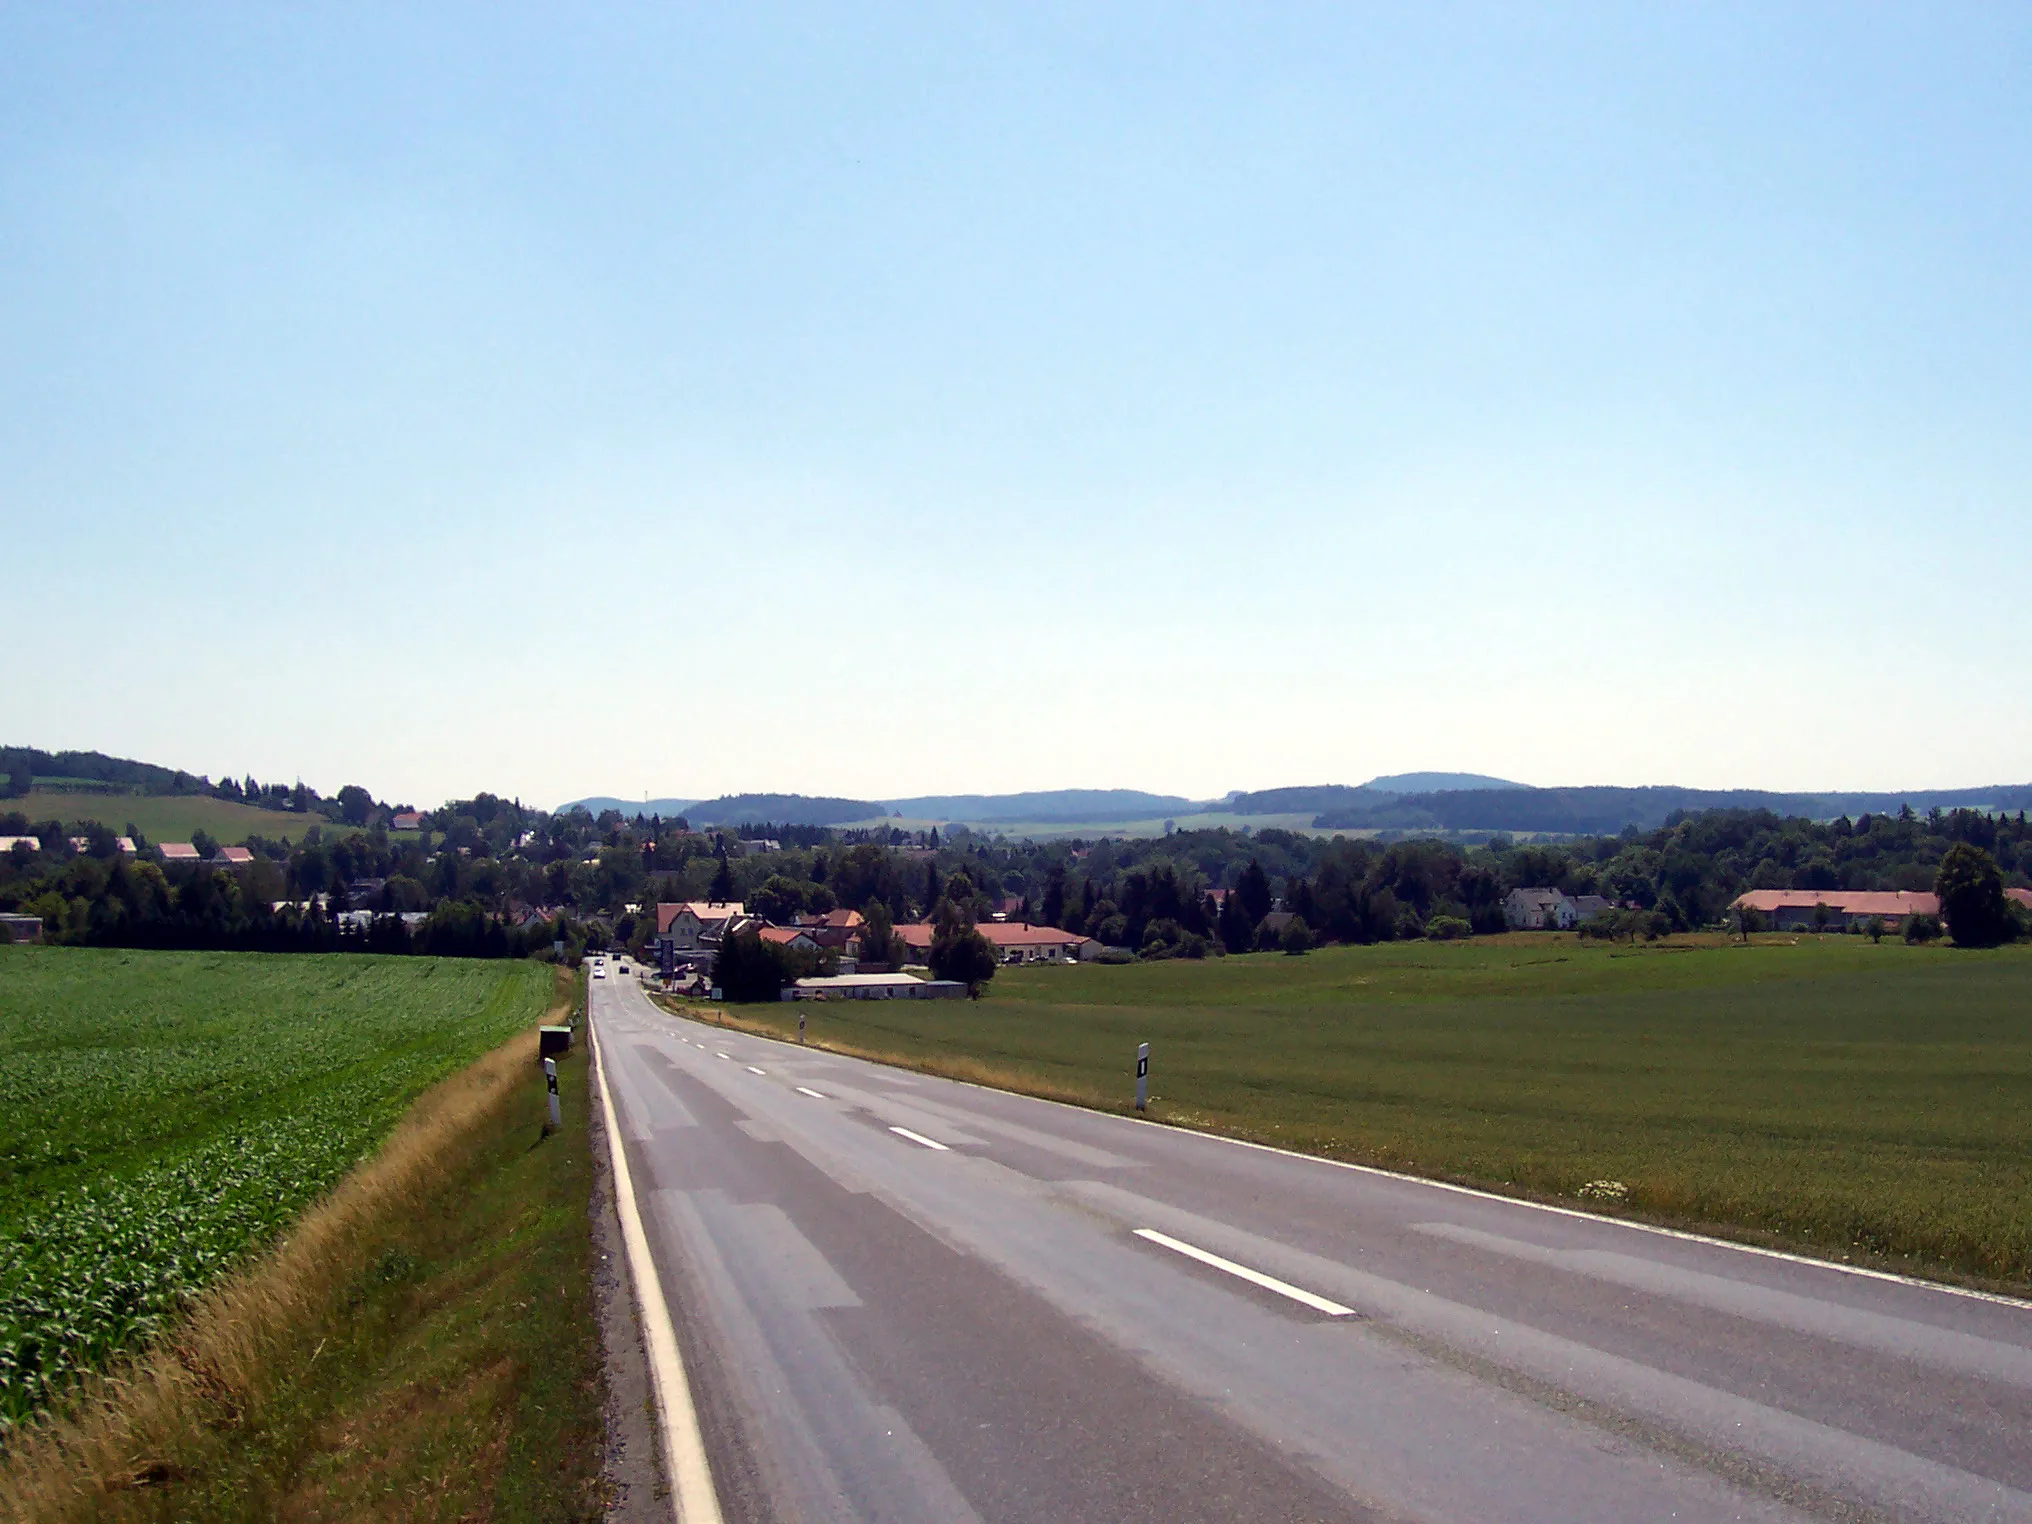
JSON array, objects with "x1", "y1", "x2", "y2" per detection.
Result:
[{"x1": 591, "y1": 966, "x2": 2032, "y2": 1523}]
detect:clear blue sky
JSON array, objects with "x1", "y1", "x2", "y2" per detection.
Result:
[{"x1": 6, "y1": 4, "x2": 2028, "y2": 808}]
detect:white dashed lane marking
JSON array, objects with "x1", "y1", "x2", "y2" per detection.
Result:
[{"x1": 1133, "y1": 1229, "x2": 1358, "y2": 1317}]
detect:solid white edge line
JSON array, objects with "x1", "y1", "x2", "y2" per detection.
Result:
[
  {"x1": 1134, "y1": 1228, "x2": 1357, "y2": 1317},
  {"x1": 1187, "y1": 1129, "x2": 2032, "y2": 1311},
  {"x1": 649, "y1": 1004, "x2": 2032, "y2": 1311},
  {"x1": 795, "y1": 1086, "x2": 826, "y2": 1099},
  {"x1": 589, "y1": 1005, "x2": 724, "y2": 1524},
  {"x1": 889, "y1": 1125, "x2": 950, "y2": 1151}
]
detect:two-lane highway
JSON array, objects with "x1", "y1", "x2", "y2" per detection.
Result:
[{"x1": 591, "y1": 966, "x2": 2032, "y2": 1522}]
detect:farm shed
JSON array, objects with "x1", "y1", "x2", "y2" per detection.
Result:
[
  {"x1": 1732, "y1": 889, "x2": 1940, "y2": 931},
  {"x1": 789, "y1": 973, "x2": 966, "y2": 1000}
]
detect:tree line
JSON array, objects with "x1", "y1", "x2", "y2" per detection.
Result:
[{"x1": 7, "y1": 785, "x2": 2028, "y2": 961}]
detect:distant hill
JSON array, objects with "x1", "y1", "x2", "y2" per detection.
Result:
[
  {"x1": 886, "y1": 789, "x2": 1199, "y2": 823},
  {"x1": 1226, "y1": 785, "x2": 1375, "y2": 816},
  {"x1": 544, "y1": 776, "x2": 2032, "y2": 838},
  {"x1": 1313, "y1": 784, "x2": 2032, "y2": 835},
  {"x1": 1, "y1": 745, "x2": 207, "y2": 796},
  {"x1": 1228, "y1": 775, "x2": 1525, "y2": 814},
  {"x1": 557, "y1": 796, "x2": 699, "y2": 819},
  {"x1": 684, "y1": 794, "x2": 887, "y2": 827},
  {"x1": 568, "y1": 788, "x2": 1208, "y2": 825},
  {"x1": 1361, "y1": 771, "x2": 1526, "y2": 794}
]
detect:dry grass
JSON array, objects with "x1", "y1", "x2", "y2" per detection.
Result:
[{"x1": 0, "y1": 970, "x2": 577, "y2": 1521}]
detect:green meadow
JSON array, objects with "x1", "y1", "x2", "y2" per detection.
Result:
[
  {"x1": 692, "y1": 934, "x2": 2032, "y2": 1290},
  {"x1": 11, "y1": 790, "x2": 338, "y2": 845}
]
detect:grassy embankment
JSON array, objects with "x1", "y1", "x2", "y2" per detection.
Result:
[
  {"x1": 12, "y1": 790, "x2": 341, "y2": 845},
  {"x1": 0, "y1": 947, "x2": 603, "y2": 1521},
  {"x1": 676, "y1": 934, "x2": 2032, "y2": 1291}
]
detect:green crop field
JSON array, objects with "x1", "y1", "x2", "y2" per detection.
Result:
[
  {"x1": 696, "y1": 934, "x2": 2032, "y2": 1290},
  {"x1": 0, "y1": 946, "x2": 550, "y2": 1426},
  {"x1": 10, "y1": 791, "x2": 341, "y2": 846}
]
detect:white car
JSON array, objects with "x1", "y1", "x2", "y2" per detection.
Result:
[{"x1": 592, "y1": 967, "x2": 606, "y2": 979}]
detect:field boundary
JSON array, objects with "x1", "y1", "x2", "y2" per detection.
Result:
[{"x1": 651, "y1": 996, "x2": 2032, "y2": 1311}]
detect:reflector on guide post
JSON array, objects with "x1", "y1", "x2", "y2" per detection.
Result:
[
  {"x1": 544, "y1": 1056, "x2": 561, "y2": 1129},
  {"x1": 1135, "y1": 1042, "x2": 1149, "y2": 1112}
]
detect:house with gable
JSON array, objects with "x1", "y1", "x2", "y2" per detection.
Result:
[{"x1": 656, "y1": 900, "x2": 747, "y2": 951}]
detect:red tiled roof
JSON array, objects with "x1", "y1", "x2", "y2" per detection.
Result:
[
  {"x1": 158, "y1": 843, "x2": 201, "y2": 861},
  {"x1": 214, "y1": 847, "x2": 254, "y2": 865},
  {"x1": 894, "y1": 922, "x2": 1091, "y2": 949},
  {"x1": 758, "y1": 927, "x2": 817, "y2": 946},
  {"x1": 798, "y1": 908, "x2": 866, "y2": 929},
  {"x1": 2008, "y1": 887, "x2": 2032, "y2": 910}
]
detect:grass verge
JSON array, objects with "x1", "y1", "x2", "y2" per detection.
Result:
[
  {"x1": 659, "y1": 935, "x2": 2032, "y2": 1294},
  {"x1": 0, "y1": 974, "x2": 603, "y2": 1522}
]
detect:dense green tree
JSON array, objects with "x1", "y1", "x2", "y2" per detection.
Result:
[
  {"x1": 750, "y1": 874, "x2": 810, "y2": 924},
  {"x1": 1236, "y1": 859, "x2": 1273, "y2": 924},
  {"x1": 1216, "y1": 890, "x2": 1254, "y2": 952},
  {"x1": 1040, "y1": 864, "x2": 1067, "y2": 928},
  {"x1": 712, "y1": 928, "x2": 812, "y2": 1001},
  {"x1": 930, "y1": 916, "x2": 998, "y2": 996},
  {"x1": 858, "y1": 900, "x2": 901, "y2": 967},
  {"x1": 1935, "y1": 843, "x2": 2014, "y2": 947}
]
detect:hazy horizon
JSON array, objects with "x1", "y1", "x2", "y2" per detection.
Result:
[{"x1": 8, "y1": 5, "x2": 2029, "y2": 807}]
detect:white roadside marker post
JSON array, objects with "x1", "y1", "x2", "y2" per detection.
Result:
[
  {"x1": 799, "y1": 1007, "x2": 807, "y2": 1043},
  {"x1": 1135, "y1": 1042, "x2": 1150, "y2": 1112},
  {"x1": 544, "y1": 1056, "x2": 561, "y2": 1131}
]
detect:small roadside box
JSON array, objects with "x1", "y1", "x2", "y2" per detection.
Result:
[{"x1": 539, "y1": 1025, "x2": 573, "y2": 1059}]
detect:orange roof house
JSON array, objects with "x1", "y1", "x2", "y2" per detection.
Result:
[{"x1": 893, "y1": 921, "x2": 1100, "y2": 964}]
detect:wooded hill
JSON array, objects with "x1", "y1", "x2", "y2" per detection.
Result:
[
  {"x1": 571, "y1": 779, "x2": 2032, "y2": 834},
  {"x1": 0, "y1": 746, "x2": 207, "y2": 797},
  {"x1": 1307, "y1": 784, "x2": 2032, "y2": 836}
]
